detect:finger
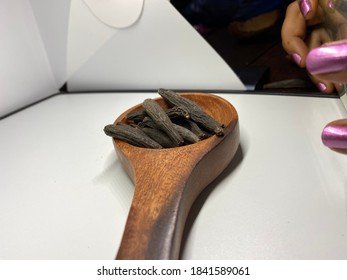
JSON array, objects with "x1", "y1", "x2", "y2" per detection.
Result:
[
  {"x1": 306, "y1": 27, "x2": 331, "y2": 49},
  {"x1": 308, "y1": 73, "x2": 336, "y2": 92},
  {"x1": 306, "y1": 40, "x2": 347, "y2": 83},
  {"x1": 314, "y1": 71, "x2": 347, "y2": 84},
  {"x1": 322, "y1": 119, "x2": 347, "y2": 155},
  {"x1": 281, "y1": 2, "x2": 309, "y2": 67},
  {"x1": 338, "y1": 23, "x2": 347, "y2": 40},
  {"x1": 334, "y1": 82, "x2": 345, "y2": 93},
  {"x1": 329, "y1": 148, "x2": 347, "y2": 155},
  {"x1": 325, "y1": 0, "x2": 347, "y2": 29},
  {"x1": 305, "y1": 27, "x2": 336, "y2": 92}
]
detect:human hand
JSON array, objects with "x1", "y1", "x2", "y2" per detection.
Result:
[
  {"x1": 305, "y1": 0, "x2": 347, "y2": 84},
  {"x1": 282, "y1": 1, "x2": 347, "y2": 153},
  {"x1": 281, "y1": 0, "x2": 347, "y2": 92}
]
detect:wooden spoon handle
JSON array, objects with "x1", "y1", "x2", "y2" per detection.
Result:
[{"x1": 116, "y1": 168, "x2": 190, "y2": 260}]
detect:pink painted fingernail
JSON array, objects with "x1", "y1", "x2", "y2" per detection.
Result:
[
  {"x1": 292, "y1": 53, "x2": 302, "y2": 66},
  {"x1": 297, "y1": 0, "x2": 312, "y2": 17},
  {"x1": 322, "y1": 122, "x2": 347, "y2": 150},
  {"x1": 317, "y1": 82, "x2": 327, "y2": 92},
  {"x1": 327, "y1": 0, "x2": 336, "y2": 10},
  {"x1": 306, "y1": 42, "x2": 347, "y2": 75}
]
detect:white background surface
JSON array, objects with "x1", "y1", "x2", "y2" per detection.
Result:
[
  {"x1": 0, "y1": 0, "x2": 245, "y2": 118},
  {"x1": 67, "y1": 0, "x2": 245, "y2": 92},
  {"x1": 0, "y1": 0, "x2": 59, "y2": 117},
  {"x1": 1, "y1": 92, "x2": 347, "y2": 260}
]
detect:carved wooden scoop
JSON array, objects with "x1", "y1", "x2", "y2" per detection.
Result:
[{"x1": 112, "y1": 92, "x2": 239, "y2": 259}]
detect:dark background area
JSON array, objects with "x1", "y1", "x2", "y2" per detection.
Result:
[{"x1": 171, "y1": 0, "x2": 334, "y2": 95}]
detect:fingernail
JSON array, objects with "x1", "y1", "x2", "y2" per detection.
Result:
[
  {"x1": 317, "y1": 82, "x2": 327, "y2": 92},
  {"x1": 292, "y1": 53, "x2": 302, "y2": 66},
  {"x1": 297, "y1": 0, "x2": 312, "y2": 17},
  {"x1": 306, "y1": 42, "x2": 347, "y2": 75},
  {"x1": 327, "y1": 0, "x2": 336, "y2": 11},
  {"x1": 322, "y1": 121, "x2": 347, "y2": 150}
]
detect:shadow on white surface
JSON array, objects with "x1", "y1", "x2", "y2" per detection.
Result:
[{"x1": 180, "y1": 144, "x2": 245, "y2": 259}]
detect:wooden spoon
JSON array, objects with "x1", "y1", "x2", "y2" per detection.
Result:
[{"x1": 112, "y1": 92, "x2": 239, "y2": 259}]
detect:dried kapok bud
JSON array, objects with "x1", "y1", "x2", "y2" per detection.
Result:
[
  {"x1": 158, "y1": 88, "x2": 224, "y2": 136},
  {"x1": 142, "y1": 98, "x2": 184, "y2": 146},
  {"x1": 104, "y1": 89, "x2": 225, "y2": 148},
  {"x1": 104, "y1": 123, "x2": 162, "y2": 149}
]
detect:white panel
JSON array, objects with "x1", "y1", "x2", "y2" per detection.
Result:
[
  {"x1": 67, "y1": 0, "x2": 246, "y2": 91},
  {"x1": 66, "y1": 0, "x2": 117, "y2": 82},
  {"x1": 83, "y1": 0, "x2": 144, "y2": 28},
  {"x1": 0, "y1": 0, "x2": 57, "y2": 117},
  {"x1": 29, "y1": 0, "x2": 71, "y2": 88}
]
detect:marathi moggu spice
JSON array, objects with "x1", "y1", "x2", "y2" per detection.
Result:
[
  {"x1": 104, "y1": 123, "x2": 163, "y2": 149},
  {"x1": 158, "y1": 88, "x2": 224, "y2": 136},
  {"x1": 142, "y1": 98, "x2": 184, "y2": 146},
  {"x1": 104, "y1": 89, "x2": 225, "y2": 149}
]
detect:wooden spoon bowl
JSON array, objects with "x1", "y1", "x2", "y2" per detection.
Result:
[{"x1": 112, "y1": 92, "x2": 239, "y2": 259}]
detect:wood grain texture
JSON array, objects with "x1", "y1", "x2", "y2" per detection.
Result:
[{"x1": 112, "y1": 92, "x2": 239, "y2": 259}]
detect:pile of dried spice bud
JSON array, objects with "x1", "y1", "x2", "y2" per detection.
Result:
[{"x1": 104, "y1": 88, "x2": 225, "y2": 148}]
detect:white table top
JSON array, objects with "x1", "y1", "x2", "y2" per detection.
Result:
[{"x1": 1, "y1": 92, "x2": 347, "y2": 260}]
